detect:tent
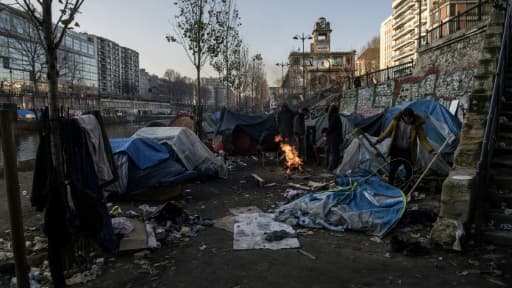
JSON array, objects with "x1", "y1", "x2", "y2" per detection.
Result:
[
  {"x1": 351, "y1": 99, "x2": 461, "y2": 153},
  {"x1": 275, "y1": 169, "x2": 406, "y2": 237},
  {"x1": 335, "y1": 134, "x2": 452, "y2": 177},
  {"x1": 132, "y1": 127, "x2": 227, "y2": 177},
  {"x1": 312, "y1": 113, "x2": 354, "y2": 150},
  {"x1": 106, "y1": 137, "x2": 198, "y2": 196},
  {"x1": 214, "y1": 110, "x2": 278, "y2": 155}
]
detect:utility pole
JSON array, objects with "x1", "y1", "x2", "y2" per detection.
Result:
[
  {"x1": 276, "y1": 62, "x2": 290, "y2": 101},
  {"x1": 293, "y1": 33, "x2": 312, "y2": 102}
]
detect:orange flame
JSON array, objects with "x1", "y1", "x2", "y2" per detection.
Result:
[{"x1": 274, "y1": 135, "x2": 303, "y2": 174}]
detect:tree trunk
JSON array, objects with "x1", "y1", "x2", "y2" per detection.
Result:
[{"x1": 195, "y1": 66, "x2": 202, "y2": 137}]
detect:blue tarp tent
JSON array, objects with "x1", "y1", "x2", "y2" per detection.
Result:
[
  {"x1": 351, "y1": 99, "x2": 461, "y2": 153},
  {"x1": 106, "y1": 137, "x2": 197, "y2": 196},
  {"x1": 275, "y1": 169, "x2": 406, "y2": 237},
  {"x1": 384, "y1": 99, "x2": 461, "y2": 153},
  {"x1": 215, "y1": 110, "x2": 278, "y2": 154}
]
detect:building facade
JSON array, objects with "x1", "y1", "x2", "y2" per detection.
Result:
[
  {"x1": 0, "y1": 3, "x2": 99, "y2": 108},
  {"x1": 93, "y1": 35, "x2": 140, "y2": 99},
  {"x1": 201, "y1": 77, "x2": 234, "y2": 110},
  {"x1": 380, "y1": 16, "x2": 394, "y2": 69},
  {"x1": 390, "y1": 0, "x2": 480, "y2": 66},
  {"x1": 355, "y1": 47, "x2": 380, "y2": 76},
  {"x1": 0, "y1": 3, "x2": 141, "y2": 109},
  {"x1": 283, "y1": 17, "x2": 356, "y2": 104}
]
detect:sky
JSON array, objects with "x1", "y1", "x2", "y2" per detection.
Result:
[{"x1": 74, "y1": 0, "x2": 392, "y2": 85}]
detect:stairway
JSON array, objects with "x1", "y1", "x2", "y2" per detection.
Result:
[{"x1": 482, "y1": 68, "x2": 512, "y2": 246}]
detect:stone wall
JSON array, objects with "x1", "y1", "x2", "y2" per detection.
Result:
[{"x1": 338, "y1": 23, "x2": 487, "y2": 118}]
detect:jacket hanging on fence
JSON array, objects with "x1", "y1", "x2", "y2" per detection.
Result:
[{"x1": 31, "y1": 112, "x2": 118, "y2": 285}]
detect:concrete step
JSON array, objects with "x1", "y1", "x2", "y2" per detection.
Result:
[
  {"x1": 481, "y1": 230, "x2": 512, "y2": 247},
  {"x1": 499, "y1": 121, "x2": 512, "y2": 133},
  {"x1": 488, "y1": 189, "x2": 512, "y2": 208},
  {"x1": 488, "y1": 209, "x2": 512, "y2": 226},
  {"x1": 493, "y1": 175, "x2": 512, "y2": 187},
  {"x1": 492, "y1": 155, "x2": 512, "y2": 168},
  {"x1": 502, "y1": 101, "x2": 512, "y2": 111}
]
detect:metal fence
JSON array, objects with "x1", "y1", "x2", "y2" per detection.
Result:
[
  {"x1": 356, "y1": 60, "x2": 415, "y2": 88},
  {"x1": 420, "y1": 1, "x2": 492, "y2": 47}
]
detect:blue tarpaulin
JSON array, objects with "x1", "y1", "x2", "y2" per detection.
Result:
[
  {"x1": 275, "y1": 169, "x2": 406, "y2": 237},
  {"x1": 384, "y1": 99, "x2": 461, "y2": 152},
  {"x1": 110, "y1": 138, "x2": 169, "y2": 169}
]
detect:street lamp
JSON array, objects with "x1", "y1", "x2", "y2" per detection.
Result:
[
  {"x1": 275, "y1": 62, "x2": 289, "y2": 101},
  {"x1": 293, "y1": 33, "x2": 312, "y2": 102}
]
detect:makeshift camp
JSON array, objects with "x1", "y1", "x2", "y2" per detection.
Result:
[
  {"x1": 275, "y1": 169, "x2": 406, "y2": 237},
  {"x1": 106, "y1": 137, "x2": 197, "y2": 197},
  {"x1": 215, "y1": 110, "x2": 278, "y2": 155},
  {"x1": 132, "y1": 127, "x2": 227, "y2": 177}
]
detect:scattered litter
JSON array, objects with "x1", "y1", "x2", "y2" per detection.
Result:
[
  {"x1": 307, "y1": 181, "x2": 330, "y2": 191},
  {"x1": 468, "y1": 259, "x2": 480, "y2": 266},
  {"x1": 251, "y1": 173, "x2": 265, "y2": 187},
  {"x1": 233, "y1": 213, "x2": 300, "y2": 250},
  {"x1": 22, "y1": 190, "x2": 28, "y2": 197},
  {"x1": 487, "y1": 278, "x2": 506, "y2": 286},
  {"x1": 264, "y1": 230, "x2": 296, "y2": 242},
  {"x1": 251, "y1": 156, "x2": 258, "y2": 161},
  {"x1": 298, "y1": 249, "x2": 316, "y2": 260},
  {"x1": 123, "y1": 210, "x2": 140, "y2": 218},
  {"x1": 369, "y1": 236, "x2": 383, "y2": 243},
  {"x1": 199, "y1": 244, "x2": 207, "y2": 251},
  {"x1": 283, "y1": 188, "x2": 307, "y2": 199},
  {"x1": 504, "y1": 209, "x2": 512, "y2": 216},
  {"x1": 287, "y1": 183, "x2": 312, "y2": 191},
  {"x1": 457, "y1": 269, "x2": 480, "y2": 276},
  {"x1": 138, "y1": 204, "x2": 158, "y2": 218},
  {"x1": 384, "y1": 252, "x2": 391, "y2": 258},
  {"x1": 133, "y1": 250, "x2": 151, "y2": 260},
  {"x1": 264, "y1": 183, "x2": 277, "y2": 187},
  {"x1": 297, "y1": 229, "x2": 314, "y2": 236},
  {"x1": 229, "y1": 206, "x2": 262, "y2": 215},
  {"x1": 499, "y1": 223, "x2": 512, "y2": 230},
  {"x1": 213, "y1": 215, "x2": 236, "y2": 233},
  {"x1": 110, "y1": 205, "x2": 122, "y2": 216},
  {"x1": 111, "y1": 217, "x2": 134, "y2": 235}
]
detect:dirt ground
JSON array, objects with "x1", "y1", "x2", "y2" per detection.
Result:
[{"x1": 0, "y1": 158, "x2": 511, "y2": 288}]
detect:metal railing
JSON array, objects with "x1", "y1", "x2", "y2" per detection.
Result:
[
  {"x1": 476, "y1": 2, "x2": 511, "y2": 224},
  {"x1": 356, "y1": 59, "x2": 415, "y2": 88},
  {"x1": 420, "y1": 1, "x2": 492, "y2": 47}
]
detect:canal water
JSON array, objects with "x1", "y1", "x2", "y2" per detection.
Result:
[{"x1": 0, "y1": 122, "x2": 152, "y2": 162}]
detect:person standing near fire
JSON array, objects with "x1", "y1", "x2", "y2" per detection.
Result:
[
  {"x1": 374, "y1": 107, "x2": 436, "y2": 188},
  {"x1": 293, "y1": 107, "x2": 309, "y2": 157},
  {"x1": 326, "y1": 104, "x2": 343, "y2": 170},
  {"x1": 277, "y1": 102, "x2": 295, "y2": 143}
]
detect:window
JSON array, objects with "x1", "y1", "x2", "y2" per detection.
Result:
[
  {"x1": 73, "y1": 39, "x2": 80, "y2": 51},
  {"x1": 0, "y1": 12, "x2": 9, "y2": 30},
  {"x1": 318, "y1": 34, "x2": 327, "y2": 41},
  {"x1": 66, "y1": 36, "x2": 72, "y2": 48},
  {"x1": 13, "y1": 17, "x2": 25, "y2": 34}
]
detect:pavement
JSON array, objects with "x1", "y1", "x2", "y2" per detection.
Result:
[{"x1": 0, "y1": 158, "x2": 511, "y2": 288}]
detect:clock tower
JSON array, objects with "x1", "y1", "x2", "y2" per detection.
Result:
[{"x1": 311, "y1": 17, "x2": 332, "y2": 53}]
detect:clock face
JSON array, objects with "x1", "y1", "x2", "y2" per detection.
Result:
[{"x1": 320, "y1": 60, "x2": 330, "y2": 68}]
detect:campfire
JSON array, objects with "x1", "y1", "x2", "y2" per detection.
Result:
[{"x1": 274, "y1": 135, "x2": 304, "y2": 175}]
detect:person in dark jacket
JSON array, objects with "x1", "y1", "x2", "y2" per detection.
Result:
[
  {"x1": 326, "y1": 104, "x2": 343, "y2": 170},
  {"x1": 277, "y1": 102, "x2": 295, "y2": 142},
  {"x1": 293, "y1": 107, "x2": 309, "y2": 157}
]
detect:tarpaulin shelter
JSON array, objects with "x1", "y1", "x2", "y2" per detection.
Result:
[
  {"x1": 335, "y1": 134, "x2": 452, "y2": 177},
  {"x1": 106, "y1": 137, "x2": 197, "y2": 197},
  {"x1": 312, "y1": 113, "x2": 354, "y2": 149},
  {"x1": 351, "y1": 99, "x2": 461, "y2": 153},
  {"x1": 275, "y1": 169, "x2": 406, "y2": 237},
  {"x1": 132, "y1": 127, "x2": 227, "y2": 177},
  {"x1": 214, "y1": 110, "x2": 278, "y2": 155}
]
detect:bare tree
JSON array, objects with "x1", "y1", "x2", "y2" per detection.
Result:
[
  {"x1": 210, "y1": 0, "x2": 242, "y2": 108},
  {"x1": 167, "y1": 0, "x2": 224, "y2": 136}
]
